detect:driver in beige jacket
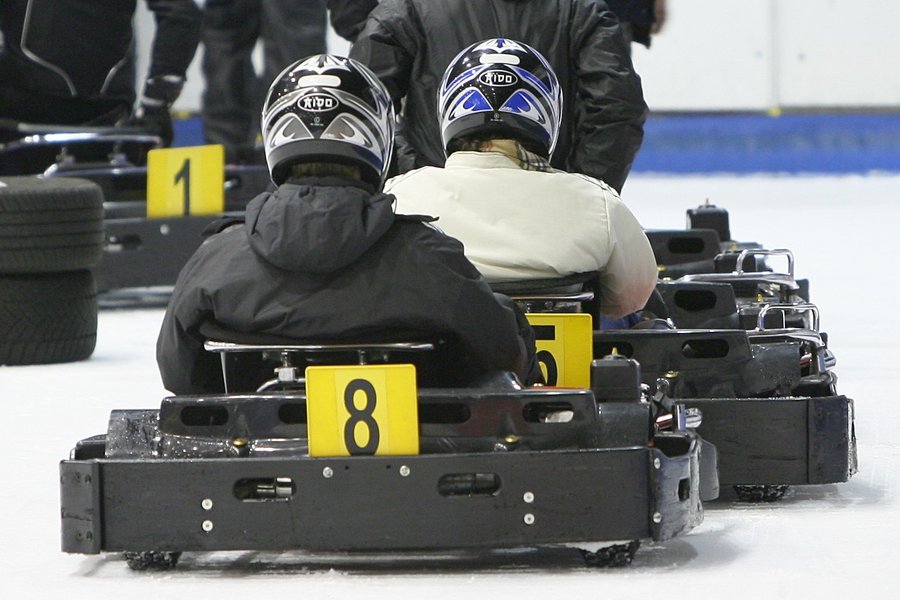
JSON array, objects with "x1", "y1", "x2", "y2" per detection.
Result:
[{"x1": 385, "y1": 38, "x2": 657, "y2": 319}]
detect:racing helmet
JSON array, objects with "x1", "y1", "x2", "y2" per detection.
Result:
[
  {"x1": 438, "y1": 38, "x2": 562, "y2": 158},
  {"x1": 261, "y1": 55, "x2": 395, "y2": 186}
]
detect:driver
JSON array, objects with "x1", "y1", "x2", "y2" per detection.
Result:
[
  {"x1": 385, "y1": 39, "x2": 658, "y2": 323},
  {"x1": 156, "y1": 54, "x2": 532, "y2": 395}
]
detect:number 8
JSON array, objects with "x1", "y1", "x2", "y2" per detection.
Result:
[{"x1": 343, "y1": 379, "x2": 380, "y2": 454}]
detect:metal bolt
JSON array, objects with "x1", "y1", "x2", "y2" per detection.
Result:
[
  {"x1": 202, "y1": 520, "x2": 214, "y2": 532},
  {"x1": 399, "y1": 465, "x2": 410, "y2": 477},
  {"x1": 160, "y1": 224, "x2": 170, "y2": 235},
  {"x1": 322, "y1": 466, "x2": 334, "y2": 479},
  {"x1": 523, "y1": 513, "x2": 535, "y2": 525},
  {"x1": 664, "y1": 371, "x2": 679, "y2": 379},
  {"x1": 652, "y1": 512, "x2": 662, "y2": 524},
  {"x1": 653, "y1": 457, "x2": 661, "y2": 469},
  {"x1": 201, "y1": 498, "x2": 213, "y2": 511},
  {"x1": 504, "y1": 434, "x2": 520, "y2": 445},
  {"x1": 232, "y1": 438, "x2": 248, "y2": 448},
  {"x1": 523, "y1": 492, "x2": 535, "y2": 504}
]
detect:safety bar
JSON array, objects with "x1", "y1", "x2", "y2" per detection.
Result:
[{"x1": 757, "y1": 303, "x2": 820, "y2": 331}]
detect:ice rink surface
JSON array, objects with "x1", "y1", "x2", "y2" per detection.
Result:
[{"x1": 3, "y1": 174, "x2": 897, "y2": 598}]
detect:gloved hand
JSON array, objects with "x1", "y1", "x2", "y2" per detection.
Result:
[
  {"x1": 129, "y1": 75, "x2": 185, "y2": 147},
  {"x1": 129, "y1": 104, "x2": 174, "y2": 146}
]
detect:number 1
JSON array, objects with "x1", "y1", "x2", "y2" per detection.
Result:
[{"x1": 174, "y1": 158, "x2": 191, "y2": 215}]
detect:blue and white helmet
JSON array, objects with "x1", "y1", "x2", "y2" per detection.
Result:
[
  {"x1": 261, "y1": 55, "x2": 395, "y2": 186},
  {"x1": 438, "y1": 38, "x2": 562, "y2": 157}
]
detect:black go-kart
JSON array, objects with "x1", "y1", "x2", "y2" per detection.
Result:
[
  {"x1": 59, "y1": 329, "x2": 717, "y2": 570},
  {"x1": 0, "y1": 120, "x2": 270, "y2": 298},
  {"x1": 520, "y1": 203, "x2": 857, "y2": 503}
]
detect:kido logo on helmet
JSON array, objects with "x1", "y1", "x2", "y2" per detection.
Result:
[
  {"x1": 478, "y1": 70, "x2": 518, "y2": 87},
  {"x1": 297, "y1": 93, "x2": 338, "y2": 112}
]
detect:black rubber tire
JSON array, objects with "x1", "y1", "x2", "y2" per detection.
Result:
[
  {"x1": 124, "y1": 551, "x2": 181, "y2": 571},
  {"x1": 0, "y1": 176, "x2": 104, "y2": 273},
  {"x1": 733, "y1": 484, "x2": 789, "y2": 503},
  {"x1": 0, "y1": 270, "x2": 98, "y2": 365}
]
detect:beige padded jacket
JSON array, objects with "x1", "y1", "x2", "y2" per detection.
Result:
[{"x1": 385, "y1": 151, "x2": 658, "y2": 318}]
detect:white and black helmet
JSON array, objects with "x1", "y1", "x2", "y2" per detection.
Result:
[
  {"x1": 261, "y1": 55, "x2": 395, "y2": 186},
  {"x1": 438, "y1": 38, "x2": 562, "y2": 157}
]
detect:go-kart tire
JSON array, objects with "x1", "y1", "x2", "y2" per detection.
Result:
[
  {"x1": 0, "y1": 176, "x2": 104, "y2": 273},
  {"x1": 0, "y1": 270, "x2": 97, "y2": 365},
  {"x1": 123, "y1": 551, "x2": 181, "y2": 571}
]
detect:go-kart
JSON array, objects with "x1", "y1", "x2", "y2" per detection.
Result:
[
  {"x1": 588, "y1": 205, "x2": 857, "y2": 501},
  {"x1": 59, "y1": 327, "x2": 716, "y2": 570},
  {"x1": 498, "y1": 204, "x2": 856, "y2": 502},
  {"x1": 0, "y1": 120, "x2": 269, "y2": 297}
]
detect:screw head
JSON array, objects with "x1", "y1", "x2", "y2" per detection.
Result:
[
  {"x1": 399, "y1": 465, "x2": 410, "y2": 477},
  {"x1": 201, "y1": 498, "x2": 213, "y2": 510},
  {"x1": 523, "y1": 492, "x2": 535, "y2": 504},
  {"x1": 202, "y1": 520, "x2": 214, "y2": 532},
  {"x1": 653, "y1": 512, "x2": 662, "y2": 524},
  {"x1": 523, "y1": 513, "x2": 535, "y2": 525},
  {"x1": 322, "y1": 466, "x2": 334, "y2": 479},
  {"x1": 653, "y1": 457, "x2": 661, "y2": 469}
]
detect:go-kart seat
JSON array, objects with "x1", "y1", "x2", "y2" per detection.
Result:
[
  {"x1": 490, "y1": 272, "x2": 671, "y2": 330},
  {"x1": 0, "y1": 119, "x2": 161, "y2": 176},
  {"x1": 197, "y1": 321, "x2": 476, "y2": 393},
  {"x1": 490, "y1": 271, "x2": 601, "y2": 321}
]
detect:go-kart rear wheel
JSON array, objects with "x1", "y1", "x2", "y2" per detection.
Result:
[
  {"x1": 733, "y1": 484, "x2": 788, "y2": 502},
  {"x1": 123, "y1": 551, "x2": 182, "y2": 571},
  {"x1": 579, "y1": 540, "x2": 641, "y2": 567},
  {"x1": 0, "y1": 176, "x2": 104, "y2": 273}
]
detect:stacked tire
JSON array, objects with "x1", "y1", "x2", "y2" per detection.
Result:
[{"x1": 0, "y1": 176, "x2": 104, "y2": 365}]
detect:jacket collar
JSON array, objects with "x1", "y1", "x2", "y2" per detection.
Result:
[
  {"x1": 444, "y1": 151, "x2": 523, "y2": 170},
  {"x1": 282, "y1": 175, "x2": 377, "y2": 194}
]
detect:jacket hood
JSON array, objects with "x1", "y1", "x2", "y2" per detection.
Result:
[{"x1": 245, "y1": 177, "x2": 396, "y2": 273}]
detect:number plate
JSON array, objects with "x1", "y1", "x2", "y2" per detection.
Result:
[
  {"x1": 306, "y1": 364, "x2": 419, "y2": 457},
  {"x1": 526, "y1": 313, "x2": 593, "y2": 387},
  {"x1": 147, "y1": 144, "x2": 224, "y2": 218}
]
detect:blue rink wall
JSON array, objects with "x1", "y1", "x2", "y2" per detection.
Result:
[{"x1": 172, "y1": 112, "x2": 900, "y2": 175}]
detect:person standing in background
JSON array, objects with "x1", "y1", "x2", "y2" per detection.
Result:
[
  {"x1": 200, "y1": 0, "x2": 327, "y2": 163},
  {"x1": 0, "y1": 0, "x2": 201, "y2": 146},
  {"x1": 348, "y1": 0, "x2": 647, "y2": 193},
  {"x1": 605, "y1": 0, "x2": 666, "y2": 50},
  {"x1": 327, "y1": 0, "x2": 377, "y2": 43}
]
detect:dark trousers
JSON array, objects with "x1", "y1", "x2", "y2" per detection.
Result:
[{"x1": 200, "y1": 0, "x2": 327, "y2": 161}]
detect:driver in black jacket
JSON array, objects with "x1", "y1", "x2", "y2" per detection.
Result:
[
  {"x1": 349, "y1": 0, "x2": 647, "y2": 193},
  {"x1": 157, "y1": 54, "x2": 530, "y2": 395},
  {"x1": 0, "y1": 0, "x2": 201, "y2": 145}
]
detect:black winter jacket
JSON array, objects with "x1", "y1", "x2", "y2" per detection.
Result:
[
  {"x1": 349, "y1": 0, "x2": 647, "y2": 193},
  {"x1": 156, "y1": 177, "x2": 527, "y2": 395},
  {"x1": 0, "y1": 0, "x2": 200, "y2": 122},
  {"x1": 605, "y1": 0, "x2": 656, "y2": 47}
]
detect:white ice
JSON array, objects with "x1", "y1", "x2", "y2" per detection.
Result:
[{"x1": 3, "y1": 174, "x2": 898, "y2": 599}]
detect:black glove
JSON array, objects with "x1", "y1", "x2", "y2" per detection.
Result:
[
  {"x1": 129, "y1": 104, "x2": 174, "y2": 146},
  {"x1": 130, "y1": 75, "x2": 184, "y2": 147}
]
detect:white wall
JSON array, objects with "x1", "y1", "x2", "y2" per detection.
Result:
[
  {"x1": 136, "y1": 0, "x2": 900, "y2": 113},
  {"x1": 632, "y1": 0, "x2": 900, "y2": 111}
]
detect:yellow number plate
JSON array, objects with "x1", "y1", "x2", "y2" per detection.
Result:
[
  {"x1": 147, "y1": 144, "x2": 224, "y2": 218},
  {"x1": 526, "y1": 313, "x2": 593, "y2": 387},
  {"x1": 306, "y1": 364, "x2": 419, "y2": 457}
]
